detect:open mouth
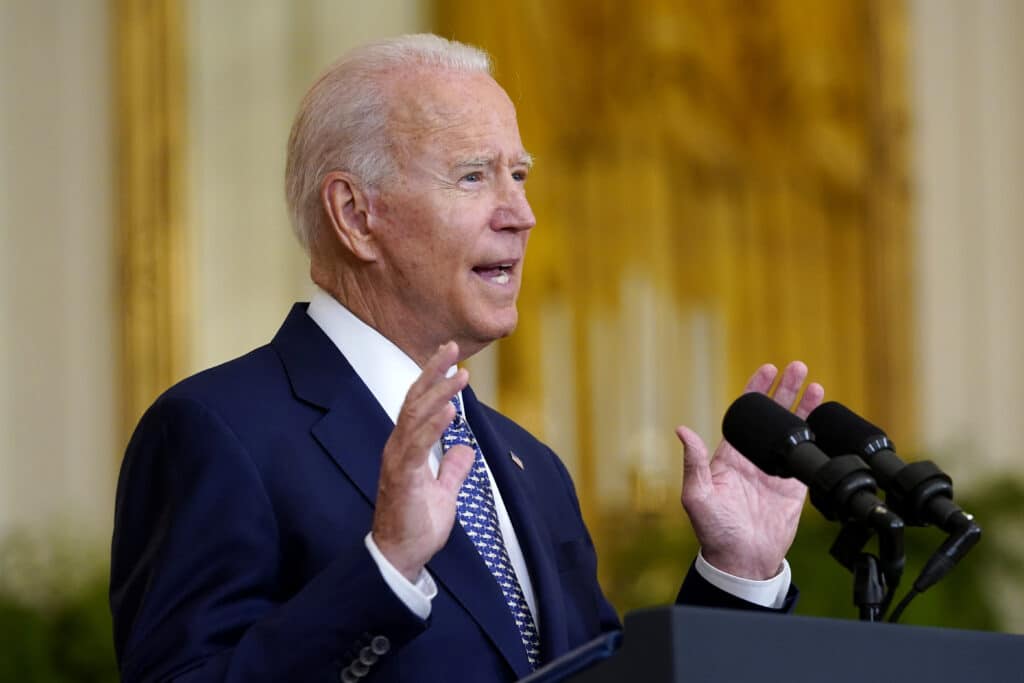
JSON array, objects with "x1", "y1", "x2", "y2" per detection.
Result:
[{"x1": 472, "y1": 261, "x2": 516, "y2": 285}]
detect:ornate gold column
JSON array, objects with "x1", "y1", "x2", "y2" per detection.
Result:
[{"x1": 113, "y1": 0, "x2": 188, "y2": 441}]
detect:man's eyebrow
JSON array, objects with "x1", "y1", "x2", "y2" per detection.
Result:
[
  {"x1": 454, "y1": 157, "x2": 492, "y2": 169},
  {"x1": 452, "y1": 153, "x2": 535, "y2": 170}
]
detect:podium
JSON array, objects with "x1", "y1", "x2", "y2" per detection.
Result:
[{"x1": 521, "y1": 606, "x2": 1024, "y2": 682}]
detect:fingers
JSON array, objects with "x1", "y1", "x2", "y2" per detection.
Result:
[
  {"x1": 794, "y1": 382, "x2": 825, "y2": 419},
  {"x1": 437, "y1": 444, "x2": 474, "y2": 494},
  {"x1": 391, "y1": 342, "x2": 469, "y2": 469},
  {"x1": 403, "y1": 341, "x2": 462, "y2": 405},
  {"x1": 677, "y1": 426, "x2": 712, "y2": 503},
  {"x1": 742, "y1": 360, "x2": 824, "y2": 418},
  {"x1": 742, "y1": 364, "x2": 778, "y2": 395},
  {"x1": 769, "y1": 360, "x2": 808, "y2": 410}
]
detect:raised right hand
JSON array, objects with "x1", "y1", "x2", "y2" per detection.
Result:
[{"x1": 371, "y1": 341, "x2": 476, "y2": 581}]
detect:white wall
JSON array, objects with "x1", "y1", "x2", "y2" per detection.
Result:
[
  {"x1": 185, "y1": 0, "x2": 426, "y2": 373},
  {"x1": 911, "y1": 0, "x2": 1024, "y2": 483},
  {"x1": 0, "y1": 0, "x2": 116, "y2": 539}
]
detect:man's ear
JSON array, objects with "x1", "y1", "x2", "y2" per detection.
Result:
[{"x1": 320, "y1": 171, "x2": 379, "y2": 262}]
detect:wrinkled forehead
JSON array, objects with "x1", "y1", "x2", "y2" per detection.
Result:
[{"x1": 384, "y1": 67, "x2": 522, "y2": 149}]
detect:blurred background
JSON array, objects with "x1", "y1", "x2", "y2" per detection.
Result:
[{"x1": 2, "y1": 0, "x2": 1023, "y2": 679}]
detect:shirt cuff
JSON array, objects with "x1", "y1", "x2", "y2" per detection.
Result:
[
  {"x1": 694, "y1": 549, "x2": 791, "y2": 609},
  {"x1": 364, "y1": 532, "x2": 437, "y2": 620}
]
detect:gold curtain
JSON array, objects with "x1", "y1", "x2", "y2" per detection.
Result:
[
  {"x1": 114, "y1": 0, "x2": 188, "y2": 442},
  {"x1": 436, "y1": 1, "x2": 913, "y2": 526}
]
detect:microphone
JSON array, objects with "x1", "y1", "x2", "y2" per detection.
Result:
[
  {"x1": 722, "y1": 393, "x2": 899, "y2": 526},
  {"x1": 722, "y1": 392, "x2": 906, "y2": 615},
  {"x1": 806, "y1": 401, "x2": 981, "y2": 596},
  {"x1": 807, "y1": 401, "x2": 973, "y2": 530}
]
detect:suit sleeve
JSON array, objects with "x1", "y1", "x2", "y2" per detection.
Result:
[
  {"x1": 677, "y1": 563, "x2": 798, "y2": 612},
  {"x1": 110, "y1": 396, "x2": 425, "y2": 682}
]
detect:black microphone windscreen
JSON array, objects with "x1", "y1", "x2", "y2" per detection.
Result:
[
  {"x1": 806, "y1": 401, "x2": 888, "y2": 457},
  {"x1": 721, "y1": 392, "x2": 809, "y2": 476}
]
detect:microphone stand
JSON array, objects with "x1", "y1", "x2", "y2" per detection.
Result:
[
  {"x1": 829, "y1": 510, "x2": 905, "y2": 622},
  {"x1": 830, "y1": 523, "x2": 883, "y2": 621},
  {"x1": 853, "y1": 554, "x2": 884, "y2": 622},
  {"x1": 806, "y1": 453, "x2": 905, "y2": 622}
]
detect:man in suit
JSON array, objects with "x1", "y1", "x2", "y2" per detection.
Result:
[{"x1": 110, "y1": 34, "x2": 823, "y2": 682}]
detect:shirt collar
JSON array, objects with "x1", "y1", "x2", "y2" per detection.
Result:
[{"x1": 306, "y1": 287, "x2": 457, "y2": 424}]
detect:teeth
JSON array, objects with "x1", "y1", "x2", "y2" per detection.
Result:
[{"x1": 493, "y1": 272, "x2": 509, "y2": 285}]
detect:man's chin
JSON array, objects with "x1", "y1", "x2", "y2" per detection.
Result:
[
  {"x1": 488, "y1": 307, "x2": 519, "y2": 339},
  {"x1": 460, "y1": 312, "x2": 518, "y2": 358}
]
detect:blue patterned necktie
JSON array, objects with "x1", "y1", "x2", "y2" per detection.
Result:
[{"x1": 441, "y1": 394, "x2": 541, "y2": 669}]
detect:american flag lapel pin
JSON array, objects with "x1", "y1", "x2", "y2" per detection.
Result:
[{"x1": 509, "y1": 451, "x2": 525, "y2": 471}]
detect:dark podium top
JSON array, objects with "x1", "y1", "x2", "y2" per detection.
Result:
[{"x1": 523, "y1": 605, "x2": 1024, "y2": 682}]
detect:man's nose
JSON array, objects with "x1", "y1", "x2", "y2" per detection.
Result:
[{"x1": 491, "y1": 181, "x2": 536, "y2": 232}]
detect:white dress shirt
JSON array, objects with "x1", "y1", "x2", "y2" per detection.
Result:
[{"x1": 306, "y1": 287, "x2": 790, "y2": 621}]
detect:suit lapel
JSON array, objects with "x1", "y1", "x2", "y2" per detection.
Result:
[
  {"x1": 273, "y1": 304, "x2": 391, "y2": 504},
  {"x1": 310, "y1": 377, "x2": 392, "y2": 505},
  {"x1": 271, "y1": 306, "x2": 535, "y2": 676},
  {"x1": 462, "y1": 387, "x2": 570, "y2": 663}
]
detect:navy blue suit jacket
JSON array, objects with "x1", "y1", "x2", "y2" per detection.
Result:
[{"x1": 110, "y1": 304, "x2": 794, "y2": 682}]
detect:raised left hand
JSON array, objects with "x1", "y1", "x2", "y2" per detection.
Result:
[{"x1": 677, "y1": 361, "x2": 824, "y2": 580}]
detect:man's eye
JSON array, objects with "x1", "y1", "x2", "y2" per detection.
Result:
[
  {"x1": 462, "y1": 172, "x2": 483, "y2": 183},
  {"x1": 512, "y1": 170, "x2": 528, "y2": 182}
]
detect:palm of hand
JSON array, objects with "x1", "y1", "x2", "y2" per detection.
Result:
[
  {"x1": 391, "y1": 468, "x2": 448, "y2": 538},
  {"x1": 700, "y1": 440, "x2": 808, "y2": 577},
  {"x1": 374, "y1": 440, "x2": 475, "y2": 578}
]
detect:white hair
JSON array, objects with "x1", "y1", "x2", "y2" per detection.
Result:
[{"x1": 284, "y1": 33, "x2": 492, "y2": 253}]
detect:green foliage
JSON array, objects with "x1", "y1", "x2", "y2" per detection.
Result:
[
  {"x1": 0, "y1": 532, "x2": 116, "y2": 683},
  {"x1": 0, "y1": 599, "x2": 57, "y2": 682},
  {"x1": 598, "y1": 477, "x2": 1024, "y2": 632},
  {"x1": 1, "y1": 478, "x2": 1021, "y2": 680}
]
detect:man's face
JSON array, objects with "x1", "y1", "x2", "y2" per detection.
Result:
[{"x1": 368, "y1": 68, "x2": 536, "y2": 361}]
